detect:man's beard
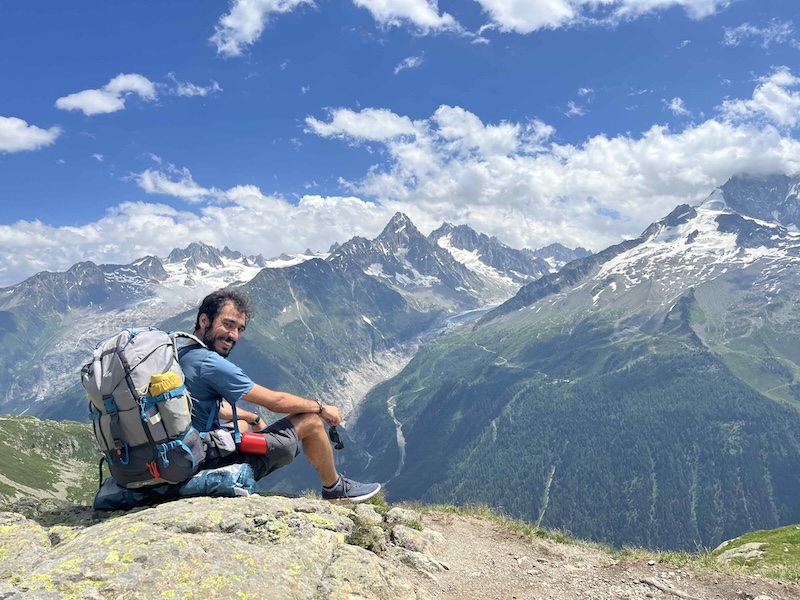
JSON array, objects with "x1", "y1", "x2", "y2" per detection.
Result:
[{"x1": 203, "y1": 329, "x2": 235, "y2": 357}]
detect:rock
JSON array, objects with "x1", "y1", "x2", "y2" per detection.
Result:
[
  {"x1": 0, "y1": 511, "x2": 51, "y2": 579},
  {"x1": 0, "y1": 496, "x2": 425, "y2": 599},
  {"x1": 354, "y1": 503, "x2": 384, "y2": 527},
  {"x1": 716, "y1": 542, "x2": 768, "y2": 564},
  {"x1": 393, "y1": 548, "x2": 448, "y2": 575},
  {"x1": 386, "y1": 506, "x2": 423, "y2": 526},
  {"x1": 392, "y1": 524, "x2": 446, "y2": 555}
]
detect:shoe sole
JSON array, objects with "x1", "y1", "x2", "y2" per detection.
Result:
[{"x1": 324, "y1": 483, "x2": 381, "y2": 504}]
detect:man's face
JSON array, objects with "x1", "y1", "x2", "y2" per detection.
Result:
[{"x1": 199, "y1": 302, "x2": 247, "y2": 357}]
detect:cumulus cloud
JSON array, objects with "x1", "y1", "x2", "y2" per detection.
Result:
[
  {"x1": 394, "y1": 54, "x2": 425, "y2": 74},
  {"x1": 55, "y1": 73, "x2": 157, "y2": 116},
  {"x1": 0, "y1": 193, "x2": 393, "y2": 287},
  {"x1": 719, "y1": 67, "x2": 800, "y2": 128},
  {"x1": 210, "y1": 0, "x2": 313, "y2": 57},
  {"x1": 305, "y1": 107, "x2": 419, "y2": 141},
  {"x1": 133, "y1": 163, "x2": 224, "y2": 203},
  {"x1": 304, "y1": 69, "x2": 800, "y2": 253},
  {"x1": 353, "y1": 0, "x2": 458, "y2": 32},
  {"x1": 4, "y1": 66, "x2": 800, "y2": 288},
  {"x1": 474, "y1": 0, "x2": 731, "y2": 34},
  {"x1": 0, "y1": 116, "x2": 62, "y2": 153},
  {"x1": 723, "y1": 19, "x2": 798, "y2": 49}
]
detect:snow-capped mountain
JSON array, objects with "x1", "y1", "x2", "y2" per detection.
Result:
[
  {"x1": 0, "y1": 216, "x2": 581, "y2": 419},
  {"x1": 329, "y1": 212, "x2": 487, "y2": 310},
  {"x1": 349, "y1": 173, "x2": 800, "y2": 552},
  {"x1": 0, "y1": 242, "x2": 322, "y2": 416},
  {"x1": 494, "y1": 174, "x2": 800, "y2": 342},
  {"x1": 331, "y1": 212, "x2": 559, "y2": 308}
]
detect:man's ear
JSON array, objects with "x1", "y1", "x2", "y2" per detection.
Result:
[{"x1": 198, "y1": 313, "x2": 211, "y2": 331}]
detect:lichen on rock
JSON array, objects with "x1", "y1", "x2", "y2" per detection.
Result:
[{"x1": 0, "y1": 495, "x2": 436, "y2": 599}]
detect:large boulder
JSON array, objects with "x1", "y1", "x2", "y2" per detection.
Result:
[{"x1": 0, "y1": 495, "x2": 430, "y2": 599}]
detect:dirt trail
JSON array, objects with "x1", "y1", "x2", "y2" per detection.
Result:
[{"x1": 398, "y1": 512, "x2": 800, "y2": 600}]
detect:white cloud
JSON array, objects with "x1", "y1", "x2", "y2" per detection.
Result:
[
  {"x1": 305, "y1": 107, "x2": 419, "y2": 141},
  {"x1": 167, "y1": 73, "x2": 223, "y2": 97},
  {"x1": 677, "y1": 39, "x2": 690, "y2": 49},
  {"x1": 133, "y1": 165, "x2": 224, "y2": 203},
  {"x1": 0, "y1": 116, "x2": 62, "y2": 153},
  {"x1": 5, "y1": 66, "x2": 800, "y2": 288},
  {"x1": 565, "y1": 101, "x2": 587, "y2": 117},
  {"x1": 394, "y1": 54, "x2": 425, "y2": 75},
  {"x1": 304, "y1": 70, "x2": 800, "y2": 253},
  {"x1": 719, "y1": 67, "x2": 800, "y2": 128},
  {"x1": 474, "y1": 0, "x2": 730, "y2": 34},
  {"x1": 665, "y1": 97, "x2": 691, "y2": 116},
  {"x1": 210, "y1": 0, "x2": 314, "y2": 57},
  {"x1": 92, "y1": 153, "x2": 104, "y2": 162},
  {"x1": 0, "y1": 193, "x2": 393, "y2": 287},
  {"x1": 353, "y1": 0, "x2": 458, "y2": 32},
  {"x1": 55, "y1": 73, "x2": 157, "y2": 116},
  {"x1": 723, "y1": 19, "x2": 798, "y2": 49}
]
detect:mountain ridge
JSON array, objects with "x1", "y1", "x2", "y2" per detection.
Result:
[{"x1": 0, "y1": 214, "x2": 582, "y2": 419}]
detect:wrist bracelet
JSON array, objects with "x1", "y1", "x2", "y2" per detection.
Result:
[{"x1": 315, "y1": 399, "x2": 324, "y2": 414}]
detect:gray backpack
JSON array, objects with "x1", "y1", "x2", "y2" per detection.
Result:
[{"x1": 82, "y1": 328, "x2": 206, "y2": 488}]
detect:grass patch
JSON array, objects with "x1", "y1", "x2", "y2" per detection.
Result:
[
  {"x1": 419, "y1": 502, "x2": 591, "y2": 548},
  {"x1": 708, "y1": 525, "x2": 800, "y2": 582}
]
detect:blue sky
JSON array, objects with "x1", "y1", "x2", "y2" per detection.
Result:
[{"x1": 1, "y1": 0, "x2": 799, "y2": 287}]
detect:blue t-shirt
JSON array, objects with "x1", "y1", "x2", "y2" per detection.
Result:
[{"x1": 179, "y1": 345, "x2": 255, "y2": 431}]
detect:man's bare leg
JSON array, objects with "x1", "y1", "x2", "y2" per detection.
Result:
[{"x1": 289, "y1": 413, "x2": 339, "y2": 487}]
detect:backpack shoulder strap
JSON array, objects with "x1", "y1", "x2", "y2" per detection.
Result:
[{"x1": 170, "y1": 331, "x2": 206, "y2": 361}]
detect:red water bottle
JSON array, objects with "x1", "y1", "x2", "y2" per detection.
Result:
[{"x1": 237, "y1": 432, "x2": 268, "y2": 454}]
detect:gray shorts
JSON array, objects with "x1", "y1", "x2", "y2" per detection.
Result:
[{"x1": 208, "y1": 417, "x2": 300, "y2": 480}]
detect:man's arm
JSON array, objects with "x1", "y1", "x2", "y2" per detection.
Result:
[{"x1": 242, "y1": 384, "x2": 342, "y2": 427}]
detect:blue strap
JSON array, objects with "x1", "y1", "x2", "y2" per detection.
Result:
[
  {"x1": 156, "y1": 428, "x2": 198, "y2": 470},
  {"x1": 89, "y1": 406, "x2": 101, "y2": 421},
  {"x1": 119, "y1": 328, "x2": 137, "y2": 352},
  {"x1": 230, "y1": 401, "x2": 242, "y2": 445},
  {"x1": 205, "y1": 406, "x2": 217, "y2": 432},
  {"x1": 141, "y1": 385, "x2": 186, "y2": 411}
]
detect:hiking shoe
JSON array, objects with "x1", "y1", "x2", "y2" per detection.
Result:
[{"x1": 322, "y1": 476, "x2": 381, "y2": 503}]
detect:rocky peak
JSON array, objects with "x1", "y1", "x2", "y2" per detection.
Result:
[
  {"x1": 130, "y1": 255, "x2": 168, "y2": 281},
  {"x1": 526, "y1": 243, "x2": 592, "y2": 271},
  {"x1": 377, "y1": 212, "x2": 426, "y2": 249},
  {"x1": 167, "y1": 242, "x2": 225, "y2": 270},
  {"x1": 718, "y1": 173, "x2": 800, "y2": 228}
]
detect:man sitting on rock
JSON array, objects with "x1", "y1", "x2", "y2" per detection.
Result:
[{"x1": 179, "y1": 288, "x2": 381, "y2": 503}]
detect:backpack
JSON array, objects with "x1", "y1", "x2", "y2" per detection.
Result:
[{"x1": 81, "y1": 328, "x2": 206, "y2": 489}]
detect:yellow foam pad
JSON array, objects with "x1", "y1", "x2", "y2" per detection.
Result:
[{"x1": 149, "y1": 371, "x2": 182, "y2": 396}]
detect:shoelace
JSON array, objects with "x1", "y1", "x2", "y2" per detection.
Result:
[{"x1": 340, "y1": 475, "x2": 354, "y2": 498}]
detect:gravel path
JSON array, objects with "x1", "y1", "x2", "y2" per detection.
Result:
[{"x1": 397, "y1": 512, "x2": 800, "y2": 600}]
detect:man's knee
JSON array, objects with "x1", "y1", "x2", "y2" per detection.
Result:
[{"x1": 289, "y1": 413, "x2": 324, "y2": 439}]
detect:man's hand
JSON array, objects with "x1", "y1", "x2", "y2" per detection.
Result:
[{"x1": 319, "y1": 403, "x2": 342, "y2": 427}]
